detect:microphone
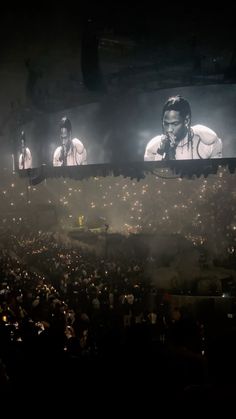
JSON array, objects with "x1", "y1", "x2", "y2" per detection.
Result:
[
  {"x1": 157, "y1": 135, "x2": 170, "y2": 156},
  {"x1": 60, "y1": 129, "x2": 69, "y2": 165},
  {"x1": 168, "y1": 132, "x2": 177, "y2": 148},
  {"x1": 157, "y1": 133, "x2": 177, "y2": 159},
  {"x1": 20, "y1": 131, "x2": 26, "y2": 169},
  {"x1": 59, "y1": 143, "x2": 67, "y2": 165}
]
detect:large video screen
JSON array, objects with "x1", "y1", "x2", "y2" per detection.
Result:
[{"x1": 16, "y1": 84, "x2": 236, "y2": 169}]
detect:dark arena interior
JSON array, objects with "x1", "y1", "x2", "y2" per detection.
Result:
[{"x1": 1, "y1": 3, "x2": 236, "y2": 405}]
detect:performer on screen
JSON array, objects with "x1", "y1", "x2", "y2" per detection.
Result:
[
  {"x1": 19, "y1": 131, "x2": 32, "y2": 169},
  {"x1": 144, "y1": 95, "x2": 222, "y2": 161},
  {"x1": 53, "y1": 117, "x2": 87, "y2": 166}
]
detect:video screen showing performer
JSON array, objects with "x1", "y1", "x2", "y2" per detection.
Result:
[
  {"x1": 18, "y1": 131, "x2": 32, "y2": 170},
  {"x1": 53, "y1": 117, "x2": 87, "y2": 167},
  {"x1": 16, "y1": 84, "x2": 236, "y2": 167},
  {"x1": 144, "y1": 95, "x2": 222, "y2": 161}
]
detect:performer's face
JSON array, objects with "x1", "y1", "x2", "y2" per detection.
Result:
[
  {"x1": 60, "y1": 127, "x2": 71, "y2": 146},
  {"x1": 162, "y1": 110, "x2": 189, "y2": 143}
]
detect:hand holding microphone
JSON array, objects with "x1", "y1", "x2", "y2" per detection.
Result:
[
  {"x1": 59, "y1": 144, "x2": 66, "y2": 162},
  {"x1": 157, "y1": 132, "x2": 177, "y2": 159},
  {"x1": 60, "y1": 139, "x2": 68, "y2": 165},
  {"x1": 167, "y1": 132, "x2": 177, "y2": 147},
  {"x1": 157, "y1": 135, "x2": 169, "y2": 155}
]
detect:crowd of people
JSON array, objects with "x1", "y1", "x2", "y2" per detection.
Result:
[{"x1": 1, "y1": 230, "x2": 235, "y2": 402}]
